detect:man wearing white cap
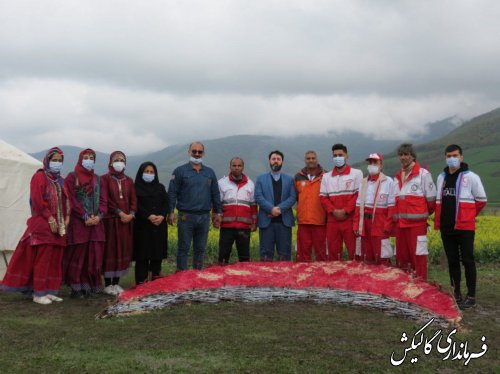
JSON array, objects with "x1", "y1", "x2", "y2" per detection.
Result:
[{"x1": 353, "y1": 153, "x2": 395, "y2": 265}]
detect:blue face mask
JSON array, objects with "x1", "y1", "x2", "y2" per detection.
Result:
[
  {"x1": 82, "y1": 159, "x2": 94, "y2": 171},
  {"x1": 142, "y1": 173, "x2": 155, "y2": 183},
  {"x1": 333, "y1": 156, "x2": 345, "y2": 168},
  {"x1": 446, "y1": 157, "x2": 460, "y2": 169},
  {"x1": 49, "y1": 161, "x2": 63, "y2": 173}
]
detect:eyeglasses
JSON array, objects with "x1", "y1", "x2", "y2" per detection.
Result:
[{"x1": 191, "y1": 150, "x2": 204, "y2": 155}]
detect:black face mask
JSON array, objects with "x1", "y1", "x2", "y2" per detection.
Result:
[{"x1": 271, "y1": 164, "x2": 282, "y2": 172}]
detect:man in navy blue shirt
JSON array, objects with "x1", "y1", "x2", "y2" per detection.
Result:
[{"x1": 168, "y1": 142, "x2": 222, "y2": 270}]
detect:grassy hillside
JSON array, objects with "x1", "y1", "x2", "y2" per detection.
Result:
[{"x1": 361, "y1": 108, "x2": 500, "y2": 206}]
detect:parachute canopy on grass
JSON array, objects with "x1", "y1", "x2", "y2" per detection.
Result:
[{"x1": 100, "y1": 261, "x2": 461, "y2": 325}]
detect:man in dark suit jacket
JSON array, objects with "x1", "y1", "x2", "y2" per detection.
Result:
[{"x1": 255, "y1": 150, "x2": 297, "y2": 261}]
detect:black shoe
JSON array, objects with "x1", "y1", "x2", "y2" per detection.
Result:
[
  {"x1": 454, "y1": 292, "x2": 463, "y2": 304},
  {"x1": 461, "y1": 296, "x2": 476, "y2": 309},
  {"x1": 70, "y1": 290, "x2": 84, "y2": 299}
]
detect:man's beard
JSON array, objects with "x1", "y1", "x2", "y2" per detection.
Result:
[{"x1": 271, "y1": 164, "x2": 282, "y2": 172}]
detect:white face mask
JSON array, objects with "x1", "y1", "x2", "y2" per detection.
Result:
[
  {"x1": 82, "y1": 159, "x2": 94, "y2": 171},
  {"x1": 367, "y1": 165, "x2": 380, "y2": 176},
  {"x1": 49, "y1": 161, "x2": 63, "y2": 173},
  {"x1": 446, "y1": 157, "x2": 460, "y2": 169},
  {"x1": 142, "y1": 173, "x2": 155, "y2": 183},
  {"x1": 190, "y1": 156, "x2": 203, "y2": 164},
  {"x1": 112, "y1": 161, "x2": 125, "y2": 172},
  {"x1": 333, "y1": 156, "x2": 345, "y2": 168}
]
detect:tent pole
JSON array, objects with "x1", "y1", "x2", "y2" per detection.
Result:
[{"x1": 1, "y1": 250, "x2": 9, "y2": 268}]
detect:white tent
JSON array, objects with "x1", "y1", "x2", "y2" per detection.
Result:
[{"x1": 0, "y1": 139, "x2": 42, "y2": 279}]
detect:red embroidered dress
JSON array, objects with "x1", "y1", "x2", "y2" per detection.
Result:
[
  {"x1": 1, "y1": 147, "x2": 70, "y2": 297},
  {"x1": 62, "y1": 149, "x2": 107, "y2": 293},
  {"x1": 101, "y1": 151, "x2": 137, "y2": 278}
]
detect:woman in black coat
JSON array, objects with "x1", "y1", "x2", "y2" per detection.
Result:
[{"x1": 133, "y1": 162, "x2": 168, "y2": 285}]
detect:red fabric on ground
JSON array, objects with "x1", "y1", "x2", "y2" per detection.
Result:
[{"x1": 119, "y1": 261, "x2": 460, "y2": 321}]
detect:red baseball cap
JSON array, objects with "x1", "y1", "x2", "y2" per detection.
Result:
[{"x1": 366, "y1": 153, "x2": 383, "y2": 161}]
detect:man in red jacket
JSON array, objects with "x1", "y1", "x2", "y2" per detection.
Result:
[
  {"x1": 434, "y1": 144, "x2": 487, "y2": 308},
  {"x1": 294, "y1": 150, "x2": 327, "y2": 262},
  {"x1": 393, "y1": 143, "x2": 436, "y2": 280},
  {"x1": 217, "y1": 157, "x2": 257, "y2": 264},
  {"x1": 353, "y1": 153, "x2": 395, "y2": 265},
  {"x1": 320, "y1": 144, "x2": 363, "y2": 261}
]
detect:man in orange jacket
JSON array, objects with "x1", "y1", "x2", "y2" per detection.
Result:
[{"x1": 294, "y1": 150, "x2": 327, "y2": 262}]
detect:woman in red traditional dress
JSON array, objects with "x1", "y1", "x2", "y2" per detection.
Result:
[
  {"x1": 100, "y1": 151, "x2": 137, "y2": 295},
  {"x1": 63, "y1": 149, "x2": 107, "y2": 298},
  {"x1": 1, "y1": 147, "x2": 71, "y2": 304}
]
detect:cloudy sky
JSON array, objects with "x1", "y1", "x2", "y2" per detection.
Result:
[{"x1": 1, "y1": 0, "x2": 499, "y2": 155}]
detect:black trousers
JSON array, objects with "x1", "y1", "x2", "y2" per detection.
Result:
[
  {"x1": 135, "y1": 259, "x2": 163, "y2": 285},
  {"x1": 218, "y1": 228, "x2": 251, "y2": 263},
  {"x1": 441, "y1": 230, "x2": 476, "y2": 297}
]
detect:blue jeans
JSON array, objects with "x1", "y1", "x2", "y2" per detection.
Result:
[
  {"x1": 259, "y1": 223, "x2": 292, "y2": 261},
  {"x1": 177, "y1": 212, "x2": 210, "y2": 270}
]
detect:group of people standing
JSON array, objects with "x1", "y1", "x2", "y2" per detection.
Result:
[
  {"x1": 1, "y1": 141, "x2": 487, "y2": 309},
  {"x1": 1, "y1": 148, "x2": 168, "y2": 304},
  {"x1": 169, "y1": 141, "x2": 486, "y2": 309}
]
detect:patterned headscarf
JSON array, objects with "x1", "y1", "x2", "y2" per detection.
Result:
[
  {"x1": 74, "y1": 148, "x2": 96, "y2": 195},
  {"x1": 108, "y1": 150, "x2": 127, "y2": 179},
  {"x1": 43, "y1": 147, "x2": 64, "y2": 181},
  {"x1": 40, "y1": 147, "x2": 68, "y2": 236}
]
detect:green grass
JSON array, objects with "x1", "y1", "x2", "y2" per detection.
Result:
[
  {"x1": 1, "y1": 216, "x2": 499, "y2": 373},
  {"x1": 1, "y1": 263, "x2": 499, "y2": 373}
]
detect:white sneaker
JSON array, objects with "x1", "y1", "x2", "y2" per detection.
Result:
[
  {"x1": 103, "y1": 285, "x2": 118, "y2": 296},
  {"x1": 113, "y1": 285, "x2": 124, "y2": 294},
  {"x1": 33, "y1": 296, "x2": 52, "y2": 305},
  {"x1": 46, "y1": 294, "x2": 63, "y2": 302}
]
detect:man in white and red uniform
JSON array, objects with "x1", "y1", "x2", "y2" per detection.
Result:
[
  {"x1": 320, "y1": 144, "x2": 363, "y2": 261},
  {"x1": 434, "y1": 144, "x2": 487, "y2": 308},
  {"x1": 393, "y1": 143, "x2": 436, "y2": 280},
  {"x1": 353, "y1": 153, "x2": 395, "y2": 265},
  {"x1": 294, "y1": 150, "x2": 327, "y2": 262},
  {"x1": 217, "y1": 157, "x2": 257, "y2": 264}
]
